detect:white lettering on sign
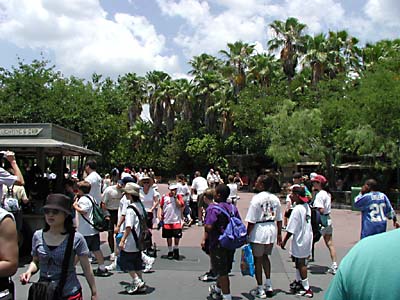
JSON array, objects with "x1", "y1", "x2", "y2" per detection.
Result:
[{"x1": 0, "y1": 128, "x2": 43, "y2": 136}]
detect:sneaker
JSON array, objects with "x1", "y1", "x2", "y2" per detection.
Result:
[
  {"x1": 264, "y1": 285, "x2": 274, "y2": 297},
  {"x1": 297, "y1": 287, "x2": 313, "y2": 298},
  {"x1": 209, "y1": 284, "x2": 222, "y2": 300},
  {"x1": 125, "y1": 279, "x2": 145, "y2": 294},
  {"x1": 328, "y1": 263, "x2": 338, "y2": 275},
  {"x1": 93, "y1": 268, "x2": 111, "y2": 277},
  {"x1": 167, "y1": 251, "x2": 174, "y2": 259},
  {"x1": 290, "y1": 280, "x2": 302, "y2": 293},
  {"x1": 250, "y1": 287, "x2": 266, "y2": 299},
  {"x1": 105, "y1": 261, "x2": 116, "y2": 271},
  {"x1": 197, "y1": 221, "x2": 203, "y2": 226},
  {"x1": 198, "y1": 271, "x2": 217, "y2": 282},
  {"x1": 173, "y1": 249, "x2": 180, "y2": 260}
]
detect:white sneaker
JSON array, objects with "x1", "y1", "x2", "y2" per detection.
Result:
[
  {"x1": 143, "y1": 256, "x2": 155, "y2": 273},
  {"x1": 250, "y1": 287, "x2": 267, "y2": 299},
  {"x1": 328, "y1": 263, "x2": 338, "y2": 275},
  {"x1": 105, "y1": 261, "x2": 116, "y2": 271}
]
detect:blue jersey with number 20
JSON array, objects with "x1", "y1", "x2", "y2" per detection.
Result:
[{"x1": 354, "y1": 191, "x2": 395, "y2": 239}]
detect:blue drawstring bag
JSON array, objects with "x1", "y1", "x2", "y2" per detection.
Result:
[{"x1": 240, "y1": 244, "x2": 255, "y2": 277}]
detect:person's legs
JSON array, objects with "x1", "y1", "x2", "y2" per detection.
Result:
[
  {"x1": 253, "y1": 256, "x2": 264, "y2": 285},
  {"x1": 323, "y1": 234, "x2": 337, "y2": 262},
  {"x1": 295, "y1": 258, "x2": 313, "y2": 296}
]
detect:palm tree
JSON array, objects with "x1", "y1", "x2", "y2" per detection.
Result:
[
  {"x1": 118, "y1": 73, "x2": 146, "y2": 126},
  {"x1": 302, "y1": 33, "x2": 329, "y2": 86},
  {"x1": 145, "y1": 71, "x2": 171, "y2": 134},
  {"x1": 247, "y1": 53, "x2": 280, "y2": 89},
  {"x1": 219, "y1": 41, "x2": 256, "y2": 95},
  {"x1": 268, "y1": 18, "x2": 307, "y2": 83}
]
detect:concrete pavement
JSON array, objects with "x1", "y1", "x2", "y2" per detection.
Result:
[{"x1": 13, "y1": 184, "x2": 381, "y2": 300}]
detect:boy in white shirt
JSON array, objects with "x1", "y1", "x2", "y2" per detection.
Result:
[
  {"x1": 281, "y1": 185, "x2": 313, "y2": 298},
  {"x1": 73, "y1": 181, "x2": 110, "y2": 277},
  {"x1": 119, "y1": 182, "x2": 147, "y2": 294},
  {"x1": 159, "y1": 183, "x2": 184, "y2": 260}
]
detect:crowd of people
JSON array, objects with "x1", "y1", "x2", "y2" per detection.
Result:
[{"x1": 0, "y1": 155, "x2": 399, "y2": 300}]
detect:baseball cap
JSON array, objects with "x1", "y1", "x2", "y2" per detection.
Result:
[
  {"x1": 168, "y1": 183, "x2": 179, "y2": 190},
  {"x1": 311, "y1": 174, "x2": 327, "y2": 185},
  {"x1": 291, "y1": 185, "x2": 309, "y2": 202},
  {"x1": 118, "y1": 176, "x2": 136, "y2": 185}
]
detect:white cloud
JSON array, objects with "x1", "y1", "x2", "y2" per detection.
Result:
[
  {"x1": 0, "y1": 0, "x2": 181, "y2": 78},
  {"x1": 157, "y1": 0, "x2": 210, "y2": 25},
  {"x1": 160, "y1": 0, "x2": 350, "y2": 59},
  {"x1": 364, "y1": 0, "x2": 400, "y2": 27}
]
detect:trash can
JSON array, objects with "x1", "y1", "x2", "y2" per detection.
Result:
[{"x1": 351, "y1": 187, "x2": 361, "y2": 211}]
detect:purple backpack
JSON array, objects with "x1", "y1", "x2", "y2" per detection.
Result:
[{"x1": 214, "y1": 204, "x2": 247, "y2": 250}]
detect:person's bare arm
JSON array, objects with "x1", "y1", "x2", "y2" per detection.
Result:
[
  {"x1": 79, "y1": 255, "x2": 97, "y2": 300},
  {"x1": 0, "y1": 217, "x2": 18, "y2": 277},
  {"x1": 6, "y1": 152, "x2": 24, "y2": 186}
]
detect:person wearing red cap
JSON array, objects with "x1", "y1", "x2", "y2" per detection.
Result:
[
  {"x1": 311, "y1": 174, "x2": 338, "y2": 275},
  {"x1": 281, "y1": 186, "x2": 313, "y2": 298}
]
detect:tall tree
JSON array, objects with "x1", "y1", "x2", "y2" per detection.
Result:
[{"x1": 268, "y1": 17, "x2": 307, "y2": 83}]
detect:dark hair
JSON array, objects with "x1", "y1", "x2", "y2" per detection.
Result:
[
  {"x1": 64, "y1": 179, "x2": 74, "y2": 187},
  {"x1": 228, "y1": 175, "x2": 234, "y2": 183},
  {"x1": 365, "y1": 179, "x2": 378, "y2": 191},
  {"x1": 292, "y1": 172, "x2": 302, "y2": 179},
  {"x1": 177, "y1": 174, "x2": 185, "y2": 181},
  {"x1": 77, "y1": 180, "x2": 91, "y2": 194},
  {"x1": 215, "y1": 184, "x2": 230, "y2": 202},
  {"x1": 257, "y1": 175, "x2": 269, "y2": 191},
  {"x1": 44, "y1": 214, "x2": 75, "y2": 235},
  {"x1": 85, "y1": 159, "x2": 97, "y2": 170}
]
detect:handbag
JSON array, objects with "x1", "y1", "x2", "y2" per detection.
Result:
[{"x1": 28, "y1": 231, "x2": 75, "y2": 300}]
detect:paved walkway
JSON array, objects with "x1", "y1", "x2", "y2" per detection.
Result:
[{"x1": 13, "y1": 184, "x2": 390, "y2": 300}]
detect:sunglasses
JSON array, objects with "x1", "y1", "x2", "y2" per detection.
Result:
[
  {"x1": 44, "y1": 208, "x2": 61, "y2": 215},
  {"x1": 142, "y1": 181, "x2": 150, "y2": 184}
]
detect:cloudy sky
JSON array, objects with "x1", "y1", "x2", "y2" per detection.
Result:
[{"x1": 0, "y1": 0, "x2": 398, "y2": 79}]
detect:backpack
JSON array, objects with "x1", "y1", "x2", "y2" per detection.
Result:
[
  {"x1": 2, "y1": 186, "x2": 19, "y2": 213},
  {"x1": 214, "y1": 204, "x2": 247, "y2": 250},
  {"x1": 128, "y1": 204, "x2": 153, "y2": 251},
  {"x1": 81, "y1": 195, "x2": 108, "y2": 232}
]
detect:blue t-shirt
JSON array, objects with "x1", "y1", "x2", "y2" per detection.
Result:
[
  {"x1": 354, "y1": 191, "x2": 396, "y2": 239},
  {"x1": 31, "y1": 230, "x2": 89, "y2": 297}
]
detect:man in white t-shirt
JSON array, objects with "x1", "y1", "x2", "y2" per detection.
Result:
[
  {"x1": 246, "y1": 175, "x2": 282, "y2": 298},
  {"x1": 281, "y1": 185, "x2": 313, "y2": 298},
  {"x1": 84, "y1": 160, "x2": 102, "y2": 205},
  {"x1": 191, "y1": 171, "x2": 209, "y2": 225},
  {"x1": 102, "y1": 181, "x2": 124, "y2": 259}
]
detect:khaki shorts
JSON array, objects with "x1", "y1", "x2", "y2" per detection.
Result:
[{"x1": 251, "y1": 243, "x2": 273, "y2": 257}]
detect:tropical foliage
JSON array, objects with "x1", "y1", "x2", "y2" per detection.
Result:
[{"x1": 1, "y1": 18, "x2": 399, "y2": 182}]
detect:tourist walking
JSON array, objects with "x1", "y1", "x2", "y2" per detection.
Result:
[
  {"x1": 245, "y1": 175, "x2": 283, "y2": 298},
  {"x1": 20, "y1": 194, "x2": 97, "y2": 300},
  {"x1": 311, "y1": 174, "x2": 338, "y2": 274}
]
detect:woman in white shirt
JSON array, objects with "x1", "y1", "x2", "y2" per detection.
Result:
[
  {"x1": 311, "y1": 175, "x2": 338, "y2": 275},
  {"x1": 139, "y1": 176, "x2": 158, "y2": 229}
]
